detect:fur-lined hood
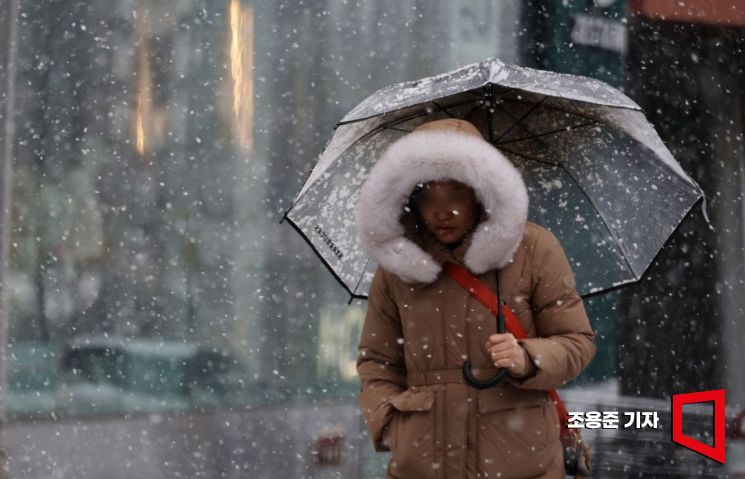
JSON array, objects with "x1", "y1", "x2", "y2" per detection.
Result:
[{"x1": 354, "y1": 118, "x2": 529, "y2": 284}]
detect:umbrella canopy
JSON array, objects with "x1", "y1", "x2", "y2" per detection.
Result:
[{"x1": 280, "y1": 57, "x2": 711, "y2": 301}]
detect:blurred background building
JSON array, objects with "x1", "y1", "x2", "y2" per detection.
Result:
[{"x1": 0, "y1": 0, "x2": 742, "y2": 477}]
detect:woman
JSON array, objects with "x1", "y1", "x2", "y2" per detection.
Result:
[{"x1": 354, "y1": 118, "x2": 597, "y2": 479}]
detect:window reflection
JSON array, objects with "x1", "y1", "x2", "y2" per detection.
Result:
[{"x1": 6, "y1": 0, "x2": 522, "y2": 424}]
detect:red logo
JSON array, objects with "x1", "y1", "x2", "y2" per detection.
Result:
[{"x1": 671, "y1": 389, "x2": 726, "y2": 463}]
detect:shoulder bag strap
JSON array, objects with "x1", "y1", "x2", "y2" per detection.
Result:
[{"x1": 443, "y1": 260, "x2": 571, "y2": 435}]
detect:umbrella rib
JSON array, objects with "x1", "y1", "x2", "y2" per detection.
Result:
[
  {"x1": 578, "y1": 277, "x2": 636, "y2": 299},
  {"x1": 494, "y1": 96, "x2": 598, "y2": 150},
  {"x1": 498, "y1": 96, "x2": 602, "y2": 125},
  {"x1": 495, "y1": 146, "x2": 560, "y2": 168},
  {"x1": 432, "y1": 101, "x2": 456, "y2": 118},
  {"x1": 335, "y1": 104, "x2": 449, "y2": 154},
  {"x1": 492, "y1": 101, "x2": 545, "y2": 146},
  {"x1": 515, "y1": 121, "x2": 640, "y2": 280},
  {"x1": 507, "y1": 96, "x2": 706, "y2": 200},
  {"x1": 281, "y1": 214, "x2": 366, "y2": 302},
  {"x1": 464, "y1": 103, "x2": 481, "y2": 122},
  {"x1": 351, "y1": 255, "x2": 373, "y2": 301},
  {"x1": 493, "y1": 100, "x2": 638, "y2": 282},
  {"x1": 376, "y1": 97, "x2": 482, "y2": 133},
  {"x1": 558, "y1": 164, "x2": 638, "y2": 279},
  {"x1": 281, "y1": 123, "x2": 343, "y2": 218},
  {"x1": 341, "y1": 93, "x2": 485, "y2": 127},
  {"x1": 493, "y1": 95, "x2": 547, "y2": 143},
  {"x1": 387, "y1": 126, "x2": 413, "y2": 133},
  {"x1": 494, "y1": 120, "x2": 597, "y2": 146}
]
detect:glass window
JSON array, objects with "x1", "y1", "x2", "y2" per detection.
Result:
[{"x1": 5, "y1": 0, "x2": 523, "y2": 423}]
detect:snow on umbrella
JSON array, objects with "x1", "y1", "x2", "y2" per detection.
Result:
[{"x1": 279, "y1": 57, "x2": 711, "y2": 302}]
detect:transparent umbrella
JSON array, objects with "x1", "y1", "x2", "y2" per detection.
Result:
[{"x1": 279, "y1": 56, "x2": 712, "y2": 302}]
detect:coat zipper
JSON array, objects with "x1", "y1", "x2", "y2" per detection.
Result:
[
  {"x1": 444, "y1": 250, "x2": 473, "y2": 478},
  {"x1": 450, "y1": 250, "x2": 471, "y2": 479}
]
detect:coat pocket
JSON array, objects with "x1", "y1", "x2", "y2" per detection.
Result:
[
  {"x1": 387, "y1": 388, "x2": 437, "y2": 479},
  {"x1": 477, "y1": 383, "x2": 547, "y2": 413},
  {"x1": 476, "y1": 386, "x2": 554, "y2": 478}
]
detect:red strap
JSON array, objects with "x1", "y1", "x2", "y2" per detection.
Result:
[{"x1": 443, "y1": 261, "x2": 571, "y2": 434}]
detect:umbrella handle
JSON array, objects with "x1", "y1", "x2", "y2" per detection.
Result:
[
  {"x1": 462, "y1": 359, "x2": 508, "y2": 389},
  {"x1": 462, "y1": 302, "x2": 507, "y2": 389}
]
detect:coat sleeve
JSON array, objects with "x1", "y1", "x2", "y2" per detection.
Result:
[
  {"x1": 506, "y1": 227, "x2": 597, "y2": 390},
  {"x1": 356, "y1": 266, "x2": 407, "y2": 452}
]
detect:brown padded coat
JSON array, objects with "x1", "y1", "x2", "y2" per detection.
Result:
[{"x1": 356, "y1": 220, "x2": 597, "y2": 479}]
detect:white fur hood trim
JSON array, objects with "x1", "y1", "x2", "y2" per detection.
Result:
[{"x1": 355, "y1": 128, "x2": 529, "y2": 284}]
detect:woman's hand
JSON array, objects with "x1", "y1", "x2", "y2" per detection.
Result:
[{"x1": 485, "y1": 333, "x2": 529, "y2": 376}]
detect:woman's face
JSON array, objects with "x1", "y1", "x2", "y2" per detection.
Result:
[{"x1": 413, "y1": 179, "x2": 482, "y2": 245}]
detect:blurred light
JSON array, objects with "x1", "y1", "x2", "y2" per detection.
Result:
[
  {"x1": 229, "y1": 0, "x2": 254, "y2": 154},
  {"x1": 134, "y1": 7, "x2": 151, "y2": 159}
]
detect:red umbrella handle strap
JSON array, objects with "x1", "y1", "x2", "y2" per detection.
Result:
[{"x1": 443, "y1": 261, "x2": 571, "y2": 433}]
